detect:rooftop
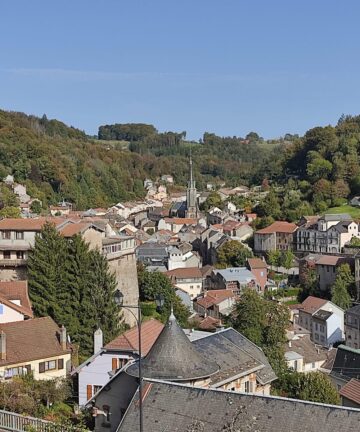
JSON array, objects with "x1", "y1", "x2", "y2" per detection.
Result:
[
  {"x1": 118, "y1": 379, "x2": 360, "y2": 432},
  {"x1": 284, "y1": 337, "x2": 328, "y2": 364},
  {"x1": 215, "y1": 267, "x2": 256, "y2": 284},
  {"x1": 301, "y1": 296, "x2": 328, "y2": 315},
  {"x1": 166, "y1": 267, "x2": 203, "y2": 280},
  {"x1": 315, "y1": 255, "x2": 342, "y2": 266},
  {"x1": 313, "y1": 309, "x2": 333, "y2": 321},
  {"x1": 256, "y1": 221, "x2": 298, "y2": 234},
  {"x1": 0, "y1": 281, "x2": 33, "y2": 318},
  {"x1": 0, "y1": 317, "x2": 70, "y2": 366},
  {"x1": 0, "y1": 217, "x2": 64, "y2": 231},
  {"x1": 340, "y1": 379, "x2": 360, "y2": 405},
  {"x1": 248, "y1": 257, "x2": 267, "y2": 269}
]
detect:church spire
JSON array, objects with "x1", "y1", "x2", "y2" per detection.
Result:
[{"x1": 186, "y1": 148, "x2": 198, "y2": 218}]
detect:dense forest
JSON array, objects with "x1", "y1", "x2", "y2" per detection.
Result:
[{"x1": 2, "y1": 109, "x2": 360, "y2": 214}]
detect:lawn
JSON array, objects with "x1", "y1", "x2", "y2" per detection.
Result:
[{"x1": 324, "y1": 204, "x2": 360, "y2": 219}]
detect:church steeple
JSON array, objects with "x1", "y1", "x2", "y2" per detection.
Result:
[{"x1": 186, "y1": 149, "x2": 198, "y2": 218}]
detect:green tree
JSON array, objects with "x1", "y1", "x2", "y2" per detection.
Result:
[
  {"x1": 0, "y1": 206, "x2": 21, "y2": 218},
  {"x1": 267, "y1": 250, "x2": 281, "y2": 267},
  {"x1": 280, "y1": 250, "x2": 295, "y2": 271},
  {"x1": 30, "y1": 200, "x2": 42, "y2": 214},
  {"x1": 278, "y1": 371, "x2": 340, "y2": 405},
  {"x1": 257, "y1": 189, "x2": 281, "y2": 219},
  {"x1": 331, "y1": 264, "x2": 354, "y2": 309},
  {"x1": 202, "y1": 191, "x2": 223, "y2": 211},
  {"x1": 216, "y1": 240, "x2": 253, "y2": 268}
]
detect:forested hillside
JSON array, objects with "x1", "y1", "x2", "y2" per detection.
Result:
[{"x1": 2, "y1": 109, "x2": 360, "y2": 214}]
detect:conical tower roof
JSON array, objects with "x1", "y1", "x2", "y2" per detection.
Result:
[{"x1": 126, "y1": 312, "x2": 219, "y2": 382}]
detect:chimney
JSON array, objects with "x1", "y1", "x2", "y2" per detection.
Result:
[
  {"x1": 59, "y1": 325, "x2": 67, "y2": 350},
  {"x1": 0, "y1": 331, "x2": 6, "y2": 360},
  {"x1": 94, "y1": 328, "x2": 103, "y2": 354}
]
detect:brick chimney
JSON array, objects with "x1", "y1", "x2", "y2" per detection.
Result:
[
  {"x1": 59, "y1": 325, "x2": 67, "y2": 350},
  {"x1": 0, "y1": 331, "x2": 6, "y2": 360}
]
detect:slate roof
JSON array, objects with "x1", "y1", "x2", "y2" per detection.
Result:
[
  {"x1": 313, "y1": 309, "x2": 333, "y2": 321},
  {"x1": 126, "y1": 312, "x2": 219, "y2": 381},
  {"x1": 215, "y1": 267, "x2": 256, "y2": 284},
  {"x1": 0, "y1": 317, "x2": 70, "y2": 366},
  {"x1": 340, "y1": 379, "x2": 360, "y2": 405},
  {"x1": 331, "y1": 345, "x2": 360, "y2": 382},
  {"x1": 117, "y1": 379, "x2": 360, "y2": 432},
  {"x1": 347, "y1": 304, "x2": 360, "y2": 316},
  {"x1": 284, "y1": 337, "x2": 328, "y2": 364},
  {"x1": 212, "y1": 328, "x2": 277, "y2": 385},
  {"x1": 322, "y1": 213, "x2": 352, "y2": 222}
]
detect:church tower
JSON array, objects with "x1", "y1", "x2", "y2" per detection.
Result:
[{"x1": 185, "y1": 151, "x2": 198, "y2": 218}]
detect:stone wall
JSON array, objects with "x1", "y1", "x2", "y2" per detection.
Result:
[
  {"x1": 0, "y1": 266, "x2": 27, "y2": 281},
  {"x1": 107, "y1": 252, "x2": 139, "y2": 327}
]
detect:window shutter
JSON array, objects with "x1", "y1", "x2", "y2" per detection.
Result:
[
  {"x1": 112, "y1": 358, "x2": 118, "y2": 371},
  {"x1": 25, "y1": 364, "x2": 31, "y2": 374},
  {"x1": 58, "y1": 358, "x2": 64, "y2": 370},
  {"x1": 39, "y1": 362, "x2": 45, "y2": 373},
  {"x1": 87, "y1": 385, "x2": 92, "y2": 401}
]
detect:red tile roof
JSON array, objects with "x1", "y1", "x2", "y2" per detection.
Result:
[
  {"x1": 315, "y1": 255, "x2": 341, "y2": 266},
  {"x1": 164, "y1": 218, "x2": 198, "y2": 225},
  {"x1": 105, "y1": 319, "x2": 164, "y2": 355},
  {"x1": 59, "y1": 222, "x2": 93, "y2": 237},
  {"x1": 248, "y1": 258, "x2": 267, "y2": 269},
  {"x1": 198, "y1": 316, "x2": 221, "y2": 331},
  {"x1": 301, "y1": 296, "x2": 327, "y2": 315},
  {"x1": 0, "y1": 317, "x2": 70, "y2": 366},
  {"x1": 340, "y1": 379, "x2": 360, "y2": 405},
  {"x1": 0, "y1": 281, "x2": 33, "y2": 318},
  {"x1": 196, "y1": 290, "x2": 236, "y2": 309},
  {"x1": 0, "y1": 217, "x2": 64, "y2": 231},
  {"x1": 256, "y1": 221, "x2": 298, "y2": 234},
  {"x1": 166, "y1": 267, "x2": 203, "y2": 280}
]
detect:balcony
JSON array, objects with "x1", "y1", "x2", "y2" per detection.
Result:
[{"x1": 0, "y1": 259, "x2": 27, "y2": 267}]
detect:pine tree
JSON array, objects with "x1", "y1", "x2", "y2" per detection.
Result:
[
  {"x1": 28, "y1": 223, "x2": 66, "y2": 319},
  {"x1": 331, "y1": 264, "x2": 353, "y2": 310}
]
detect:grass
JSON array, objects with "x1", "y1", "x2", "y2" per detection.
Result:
[
  {"x1": 324, "y1": 204, "x2": 360, "y2": 219},
  {"x1": 284, "y1": 299, "x2": 299, "y2": 306}
]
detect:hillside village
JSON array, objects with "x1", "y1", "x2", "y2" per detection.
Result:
[{"x1": 0, "y1": 154, "x2": 359, "y2": 431}]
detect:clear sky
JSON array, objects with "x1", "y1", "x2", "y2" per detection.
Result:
[{"x1": 1, "y1": 0, "x2": 360, "y2": 140}]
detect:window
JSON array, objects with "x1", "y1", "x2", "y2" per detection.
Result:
[
  {"x1": 315, "y1": 334, "x2": 319, "y2": 340},
  {"x1": 39, "y1": 360, "x2": 58, "y2": 373},
  {"x1": 5, "y1": 364, "x2": 30, "y2": 379},
  {"x1": 16, "y1": 251, "x2": 24, "y2": 260},
  {"x1": 315, "y1": 323, "x2": 318, "y2": 331},
  {"x1": 15, "y1": 232, "x2": 24, "y2": 240},
  {"x1": 320, "y1": 335, "x2": 325, "y2": 343},
  {"x1": 3, "y1": 251, "x2": 10, "y2": 259},
  {"x1": 1, "y1": 232, "x2": 10, "y2": 240},
  {"x1": 190, "y1": 285, "x2": 194, "y2": 289},
  {"x1": 312, "y1": 362, "x2": 315, "y2": 369},
  {"x1": 93, "y1": 385, "x2": 102, "y2": 394},
  {"x1": 0, "y1": 305, "x2": 3, "y2": 315},
  {"x1": 244, "y1": 381, "x2": 250, "y2": 393}
]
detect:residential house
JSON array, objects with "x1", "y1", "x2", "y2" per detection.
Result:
[
  {"x1": 314, "y1": 255, "x2": 351, "y2": 292},
  {"x1": 135, "y1": 242, "x2": 168, "y2": 266},
  {"x1": 296, "y1": 214, "x2": 359, "y2": 254},
  {"x1": 210, "y1": 267, "x2": 258, "y2": 294},
  {"x1": 345, "y1": 304, "x2": 360, "y2": 349},
  {"x1": 330, "y1": 344, "x2": 360, "y2": 392},
  {"x1": 49, "y1": 205, "x2": 71, "y2": 216},
  {"x1": 158, "y1": 217, "x2": 199, "y2": 234},
  {"x1": 247, "y1": 257, "x2": 268, "y2": 292},
  {"x1": 194, "y1": 289, "x2": 236, "y2": 318},
  {"x1": 73, "y1": 319, "x2": 164, "y2": 406},
  {"x1": 166, "y1": 267, "x2": 203, "y2": 300},
  {"x1": 222, "y1": 220, "x2": 253, "y2": 241},
  {"x1": 167, "y1": 243, "x2": 201, "y2": 270},
  {"x1": 0, "y1": 217, "x2": 64, "y2": 280},
  {"x1": 0, "y1": 317, "x2": 71, "y2": 381},
  {"x1": 13, "y1": 184, "x2": 30, "y2": 204},
  {"x1": 284, "y1": 337, "x2": 329, "y2": 373},
  {"x1": 254, "y1": 221, "x2": 297, "y2": 253},
  {"x1": 0, "y1": 281, "x2": 33, "y2": 323},
  {"x1": 298, "y1": 296, "x2": 344, "y2": 348},
  {"x1": 161, "y1": 174, "x2": 174, "y2": 184},
  {"x1": 350, "y1": 197, "x2": 360, "y2": 207},
  {"x1": 58, "y1": 221, "x2": 105, "y2": 250}
]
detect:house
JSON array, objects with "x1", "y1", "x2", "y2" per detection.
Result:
[
  {"x1": 0, "y1": 217, "x2": 65, "y2": 280},
  {"x1": 135, "y1": 242, "x2": 168, "y2": 266},
  {"x1": 73, "y1": 319, "x2": 164, "y2": 406},
  {"x1": 13, "y1": 184, "x2": 30, "y2": 204},
  {"x1": 345, "y1": 304, "x2": 360, "y2": 349},
  {"x1": 284, "y1": 337, "x2": 330, "y2": 373},
  {"x1": 49, "y1": 205, "x2": 71, "y2": 216},
  {"x1": 194, "y1": 289, "x2": 236, "y2": 318},
  {"x1": 158, "y1": 217, "x2": 199, "y2": 234},
  {"x1": 0, "y1": 281, "x2": 33, "y2": 323},
  {"x1": 210, "y1": 267, "x2": 258, "y2": 294},
  {"x1": 351, "y1": 196, "x2": 360, "y2": 207},
  {"x1": 222, "y1": 220, "x2": 253, "y2": 241},
  {"x1": 296, "y1": 214, "x2": 359, "y2": 254},
  {"x1": 247, "y1": 257, "x2": 268, "y2": 292},
  {"x1": 330, "y1": 344, "x2": 360, "y2": 392},
  {"x1": 166, "y1": 267, "x2": 203, "y2": 300},
  {"x1": 167, "y1": 243, "x2": 201, "y2": 270},
  {"x1": 0, "y1": 317, "x2": 71, "y2": 381},
  {"x1": 161, "y1": 174, "x2": 174, "y2": 184},
  {"x1": 339, "y1": 378, "x2": 360, "y2": 408},
  {"x1": 298, "y1": 296, "x2": 344, "y2": 348},
  {"x1": 314, "y1": 255, "x2": 351, "y2": 292},
  {"x1": 58, "y1": 221, "x2": 105, "y2": 250},
  {"x1": 254, "y1": 221, "x2": 297, "y2": 253},
  {"x1": 89, "y1": 315, "x2": 277, "y2": 432}
]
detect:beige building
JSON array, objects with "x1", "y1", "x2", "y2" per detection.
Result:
[
  {"x1": 254, "y1": 221, "x2": 297, "y2": 253},
  {"x1": 166, "y1": 267, "x2": 203, "y2": 300},
  {"x1": 0, "y1": 317, "x2": 71, "y2": 380}
]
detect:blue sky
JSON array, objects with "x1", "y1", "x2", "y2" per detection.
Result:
[{"x1": 1, "y1": 0, "x2": 360, "y2": 140}]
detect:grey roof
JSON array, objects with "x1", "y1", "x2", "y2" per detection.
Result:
[
  {"x1": 215, "y1": 267, "x2": 256, "y2": 284},
  {"x1": 322, "y1": 213, "x2": 352, "y2": 222},
  {"x1": 331, "y1": 345, "x2": 360, "y2": 382},
  {"x1": 117, "y1": 379, "x2": 360, "y2": 432},
  {"x1": 126, "y1": 313, "x2": 219, "y2": 381},
  {"x1": 313, "y1": 309, "x2": 333, "y2": 321},
  {"x1": 192, "y1": 331, "x2": 263, "y2": 386},
  {"x1": 347, "y1": 304, "x2": 360, "y2": 316},
  {"x1": 216, "y1": 328, "x2": 277, "y2": 385},
  {"x1": 284, "y1": 337, "x2": 328, "y2": 364}
]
